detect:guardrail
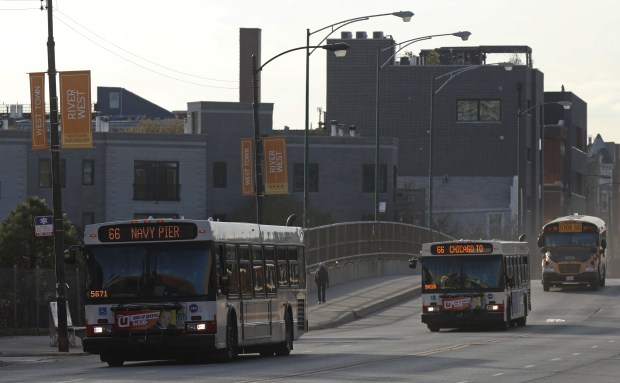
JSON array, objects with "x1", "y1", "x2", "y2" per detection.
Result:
[{"x1": 305, "y1": 221, "x2": 452, "y2": 290}]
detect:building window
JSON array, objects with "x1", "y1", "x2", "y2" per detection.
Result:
[
  {"x1": 457, "y1": 99, "x2": 500, "y2": 121},
  {"x1": 293, "y1": 163, "x2": 318, "y2": 192},
  {"x1": 39, "y1": 159, "x2": 66, "y2": 188},
  {"x1": 362, "y1": 164, "x2": 387, "y2": 193},
  {"x1": 82, "y1": 160, "x2": 95, "y2": 186},
  {"x1": 213, "y1": 161, "x2": 227, "y2": 188},
  {"x1": 133, "y1": 161, "x2": 180, "y2": 201}
]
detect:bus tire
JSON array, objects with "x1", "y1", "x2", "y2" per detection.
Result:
[
  {"x1": 427, "y1": 325, "x2": 440, "y2": 332},
  {"x1": 500, "y1": 302, "x2": 512, "y2": 330},
  {"x1": 543, "y1": 279, "x2": 550, "y2": 292},
  {"x1": 515, "y1": 297, "x2": 527, "y2": 326},
  {"x1": 101, "y1": 354, "x2": 124, "y2": 367},
  {"x1": 220, "y1": 314, "x2": 239, "y2": 362},
  {"x1": 600, "y1": 269, "x2": 606, "y2": 286},
  {"x1": 275, "y1": 311, "x2": 293, "y2": 356},
  {"x1": 591, "y1": 275, "x2": 600, "y2": 291}
]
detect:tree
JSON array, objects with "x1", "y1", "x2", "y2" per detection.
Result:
[
  {"x1": 0, "y1": 196, "x2": 79, "y2": 269},
  {"x1": 120, "y1": 119, "x2": 184, "y2": 134}
]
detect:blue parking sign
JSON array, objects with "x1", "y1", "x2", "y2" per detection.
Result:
[{"x1": 34, "y1": 215, "x2": 54, "y2": 237}]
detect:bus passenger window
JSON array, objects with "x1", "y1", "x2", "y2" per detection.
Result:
[
  {"x1": 252, "y1": 246, "x2": 266, "y2": 297},
  {"x1": 288, "y1": 247, "x2": 299, "y2": 287},
  {"x1": 276, "y1": 247, "x2": 289, "y2": 287}
]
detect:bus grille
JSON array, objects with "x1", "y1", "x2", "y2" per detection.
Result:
[
  {"x1": 559, "y1": 264, "x2": 581, "y2": 274},
  {"x1": 297, "y1": 299, "x2": 306, "y2": 330}
]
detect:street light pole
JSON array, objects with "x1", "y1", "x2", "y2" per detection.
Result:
[
  {"x1": 517, "y1": 100, "x2": 571, "y2": 235},
  {"x1": 428, "y1": 63, "x2": 513, "y2": 232},
  {"x1": 253, "y1": 43, "x2": 349, "y2": 224},
  {"x1": 304, "y1": 10, "x2": 414, "y2": 228},
  {"x1": 45, "y1": 0, "x2": 69, "y2": 352},
  {"x1": 374, "y1": 31, "x2": 470, "y2": 222}
]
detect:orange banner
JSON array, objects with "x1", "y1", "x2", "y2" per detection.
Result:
[
  {"x1": 241, "y1": 138, "x2": 254, "y2": 196},
  {"x1": 262, "y1": 137, "x2": 288, "y2": 195},
  {"x1": 59, "y1": 70, "x2": 92, "y2": 148},
  {"x1": 29, "y1": 72, "x2": 48, "y2": 150}
]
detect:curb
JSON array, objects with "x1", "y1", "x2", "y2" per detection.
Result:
[{"x1": 309, "y1": 286, "x2": 421, "y2": 331}]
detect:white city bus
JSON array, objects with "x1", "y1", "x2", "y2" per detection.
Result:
[
  {"x1": 410, "y1": 239, "x2": 531, "y2": 332},
  {"x1": 68, "y1": 218, "x2": 307, "y2": 366}
]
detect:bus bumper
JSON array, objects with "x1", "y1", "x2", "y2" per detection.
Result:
[
  {"x1": 83, "y1": 333, "x2": 217, "y2": 358},
  {"x1": 542, "y1": 271, "x2": 597, "y2": 286},
  {"x1": 422, "y1": 311, "x2": 505, "y2": 328}
]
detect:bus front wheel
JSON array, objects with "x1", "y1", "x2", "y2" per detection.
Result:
[
  {"x1": 275, "y1": 311, "x2": 293, "y2": 356},
  {"x1": 220, "y1": 314, "x2": 239, "y2": 362},
  {"x1": 101, "y1": 354, "x2": 124, "y2": 367},
  {"x1": 427, "y1": 325, "x2": 440, "y2": 332}
]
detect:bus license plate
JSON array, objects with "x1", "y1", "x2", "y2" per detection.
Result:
[{"x1": 566, "y1": 276, "x2": 574, "y2": 281}]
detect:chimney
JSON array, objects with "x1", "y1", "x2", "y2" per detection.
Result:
[
  {"x1": 330, "y1": 120, "x2": 338, "y2": 136},
  {"x1": 349, "y1": 125, "x2": 356, "y2": 137}
]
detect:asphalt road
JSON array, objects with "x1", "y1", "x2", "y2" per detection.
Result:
[{"x1": 1, "y1": 279, "x2": 619, "y2": 383}]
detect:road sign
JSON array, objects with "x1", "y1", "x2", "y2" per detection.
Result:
[{"x1": 34, "y1": 215, "x2": 54, "y2": 237}]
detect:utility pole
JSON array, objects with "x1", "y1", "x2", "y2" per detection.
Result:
[{"x1": 45, "y1": 0, "x2": 69, "y2": 352}]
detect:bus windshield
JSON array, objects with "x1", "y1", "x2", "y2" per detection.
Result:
[
  {"x1": 541, "y1": 232, "x2": 598, "y2": 247},
  {"x1": 86, "y1": 242, "x2": 212, "y2": 299},
  {"x1": 422, "y1": 255, "x2": 503, "y2": 291}
]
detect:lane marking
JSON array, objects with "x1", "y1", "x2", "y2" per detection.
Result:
[
  {"x1": 492, "y1": 373, "x2": 505, "y2": 376},
  {"x1": 524, "y1": 365, "x2": 535, "y2": 368}
]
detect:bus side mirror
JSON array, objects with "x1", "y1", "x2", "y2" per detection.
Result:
[
  {"x1": 408, "y1": 258, "x2": 417, "y2": 269},
  {"x1": 63, "y1": 245, "x2": 82, "y2": 265},
  {"x1": 537, "y1": 236, "x2": 543, "y2": 248},
  {"x1": 601, "y1": 239, "x2": 607, "y2": 249}
]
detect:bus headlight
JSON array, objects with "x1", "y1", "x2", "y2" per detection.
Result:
[
  {"x1": 186, "y1": 320, "x2": 217, "y2": 333},
  {"x1": 544, "y1": 266, "x2": 555, "y2": 273},
  {"x1": 423, "y1": 305, "x2": 439, "y2": 313},
  {"x1": 486, "y1": 304, "x2": 503, "y2": 312},
  {"x1": 92, "y1": 324, "x2": 113, "y2": 335},
  {"x1": 584, "y1": 265, "x2": 595, "y2": 272}
]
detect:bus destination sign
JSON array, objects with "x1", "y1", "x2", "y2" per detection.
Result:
[
  {"x1": 98, "y1": 222, "x2": 198, "y2": 242},
  {"x1": 430, "y1": 242, "x2": 494, "y2": 255}
]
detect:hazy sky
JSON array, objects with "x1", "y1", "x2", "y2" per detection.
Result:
[{"x1": 2, "y1": 0, "x2": 619, "y2": 142}]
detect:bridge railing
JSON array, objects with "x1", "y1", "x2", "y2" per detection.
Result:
[{"x1": 305, "y1": 221, "x2": 452, "y2": 290}]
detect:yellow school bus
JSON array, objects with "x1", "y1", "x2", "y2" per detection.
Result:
[{"x1": 537, "y1": 214, "x2": 607, "y2": 291}]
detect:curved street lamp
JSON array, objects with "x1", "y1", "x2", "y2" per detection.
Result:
[
  {"x1": 374, "y1": 31, "x2": 471, "y2": 221},
  {"x1": 428, "y1": 62, "x2": 514, "y2": 233},
  {"x1": 253, "y1": 43, "x2": 350, "y2": 224},
  {"x1": 304, "y1": 10, "x2": 414, "y2": 228}
]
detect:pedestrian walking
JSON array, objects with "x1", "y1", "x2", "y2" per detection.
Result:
[{"x1": 315, "y1": 262, "x2": 329, "y2": 304}]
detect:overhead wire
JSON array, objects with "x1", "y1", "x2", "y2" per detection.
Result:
[{"x1": 47, "y1": 6, "x2": 237, "y2": 90}]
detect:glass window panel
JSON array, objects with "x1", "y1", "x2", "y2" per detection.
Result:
[
  {"x1": 480, "y1": 100, "x2": 500, "y2": 121},
  {"x1": 457, "y1": 100, "x2": 478, "y2": 121}
]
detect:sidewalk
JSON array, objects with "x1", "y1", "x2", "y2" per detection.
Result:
[{"x1": 0, "y1": 274, "x2": 421, "y2": 358}]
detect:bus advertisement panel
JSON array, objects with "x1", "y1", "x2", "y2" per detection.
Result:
[
  {"x1": 68, "y1": 219, "x2": 307, "y2": 366},
  {"x1": 537, "y1": 214, "x2": 607, "y2": 291},
  {"x1": 410, "y1": 240, "x2": 531, "y2": 332}
]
